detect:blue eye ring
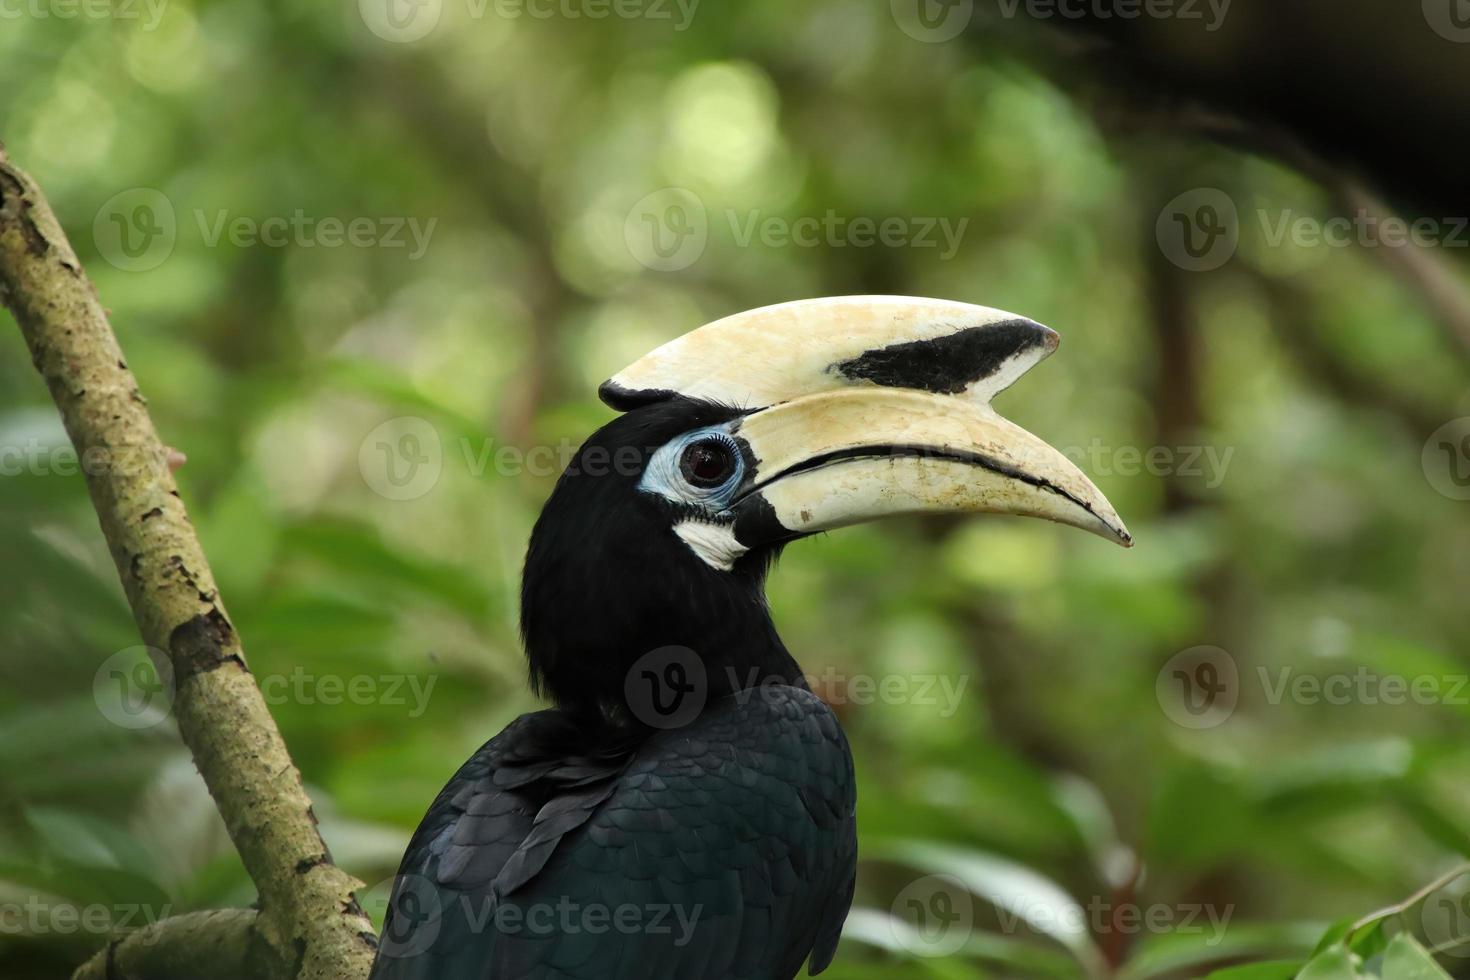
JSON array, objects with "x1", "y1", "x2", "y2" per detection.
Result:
[{"x1": 638, "y1": 425, "x2": 745, "y2": 511}]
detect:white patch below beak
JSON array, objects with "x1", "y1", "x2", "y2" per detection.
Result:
[{"x1": 674, "y1": 520, "x2": 750, "y2": 571}]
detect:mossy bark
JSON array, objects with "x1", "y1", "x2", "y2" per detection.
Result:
[{"x1": 0, "y1": 149, "x2": 377, "y2": 979}]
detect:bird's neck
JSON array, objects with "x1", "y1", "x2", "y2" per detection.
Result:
[{"x1": 521, "y1": 556, "x2": 808, "y2": 723}]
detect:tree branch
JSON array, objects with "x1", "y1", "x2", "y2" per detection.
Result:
[
  {"x1": 71, "y1": 910, "x2": 264, "y2": 980},
  {"x1": 0, "y1": 149, "x2": 376, "y2": 978}
]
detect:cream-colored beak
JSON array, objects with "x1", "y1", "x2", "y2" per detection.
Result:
[
  {"x1": 603, "y1": 295, "x2": 1132, "y2": 551},
  {"x1": 726, "y1": 387, "x2": 1132, "y2": 547}
]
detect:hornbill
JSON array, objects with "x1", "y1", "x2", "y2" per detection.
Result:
[{"x1": 370, "y1": 296, "x2": 1131, "y2": 979}]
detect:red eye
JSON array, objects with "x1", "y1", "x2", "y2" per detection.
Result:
[{"x1": 680, "y1": 439, "x2": 736, "y2": 489}]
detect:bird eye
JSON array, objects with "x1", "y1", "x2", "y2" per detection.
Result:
[{"x1": 679, "y1": 438, "x2": 736, "y2": 489}]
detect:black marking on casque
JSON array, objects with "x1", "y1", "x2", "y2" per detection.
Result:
[
  {"x1": 598, "y1": 379, "x2": 677, "y2": 412},
  {"x1": 832, "y1": 318, "x2": 1053, "y2": 395}
]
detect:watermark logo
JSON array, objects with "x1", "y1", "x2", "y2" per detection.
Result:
[
  {"x1": 726, "y1": 209, "x2": 968, "y2": 260},
  {"x1": 259, "y1": 668, "x2": 438, "y2": 717},
  {"x1": 0, "y1": 0, "x2": 168, "y2": 29},
  {"x1": 93, "y1": 191, "x2": 437, "y2": 271},
  {"x1": 1259, "y1": 666, "x2": 1469, "y2": 707},
  {"x1": 890, "y1": 874, "x2": 973, "y2": 957},
  {"x1": 1423, "y1": 418, "x2": 1470, "y2": 501},
  {"x1": 0, "y1": 897, "x2": 173, "y2": 940},
  {"x1": 1422, "y1": 870, "x2": 1470, "y2": 957},
  {"x1": 369, "y1": 874, "x2": 445, "y2": 959},
  {"x1": 93, "y1": 188, "x2": 176, "y2": 273},
  {"x1": 995, "y1": 896, "x2": 1233, "y2": 945},
  {"x1": 1156, "y1": 645, "x2": 1238, "y2": 729},
  {"x1": 625, "y1": 187, "x2": 709, "y2": 272},
  {"x1": 359, "y1": 417, "x2": 444, "y2": 501},
  {"x1": 93, "y1": 645, "x2": 175, "y2": 730},
  {"x1": 1061, "y1": 439, "x2": 1234, "y2": 489},
  {"x1": 491, "y1": 0, "x2": 699, "y2": 28},
  {"x1": 994, "y1": 0, "x2": 1231, "y2": 31},
  {"x1": 624, "y1": 188, "x2": 971, "y2": 272},
  {"x1": 624, "y1": 646, "x2": 707, "y2": 729},
  {"x1": 1424, "y1": 0, "x2": 1470, "y2": 42},
  {"x1": 890, "y1": 0, "x2": 973, "y2": 42},
  {"x1": 1159, "y1": 188, "x2": 1470, "y2": 271},
  {"x1": 1156, "y1": 188, "x2": 1238, "y2": 272},
  {"x1": 360, "y1": 0, "x2": 442, "y2": 42},
  {"x1": 730, "y1": 667, "x2": 971, "y2": 719}
]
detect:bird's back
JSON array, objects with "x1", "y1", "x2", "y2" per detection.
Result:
[{"x1": 370, "y1": 685, "x2": 857, "y2": 980}]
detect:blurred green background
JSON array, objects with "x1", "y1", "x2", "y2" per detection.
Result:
[{"x1": 3, "y1": 1, "x2": 1470, "y2": 977}]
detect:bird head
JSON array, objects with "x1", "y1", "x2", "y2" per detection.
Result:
[{"x1": 521, "y1": 296, "x2": 1131, "y2": 719}]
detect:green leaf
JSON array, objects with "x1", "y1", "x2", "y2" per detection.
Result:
[
  {"x1": 1296, "y1": 943, "x2": 1360, "y2": 980},
  {"x1": 872, "y1": 839, "x2": 1107, "y2": 976},
  {"x1": 1381, "y1": 935, "x2": 1453, "y2": 980},
  {"x1": 1122, "y1": 921, "x2": 1321, "y2": 980},
  {"x1": 1201, "y1": 961, "x2": 1302, "y2": 980},
  {"x1": 1312, "y1": 918, "x2": 1358, "y2": 956},
  {"x1": 1348, "y1": 920, "x2": 1387, "y2": 961}
]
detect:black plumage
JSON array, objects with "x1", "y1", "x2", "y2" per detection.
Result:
[{"x1": 371, "y1": 399, "x2": 858, "y2": 980}]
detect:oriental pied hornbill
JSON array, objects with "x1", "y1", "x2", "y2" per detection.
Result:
[{"x1": 370, "y1": 296, "x2": 1131, "y2": 980}]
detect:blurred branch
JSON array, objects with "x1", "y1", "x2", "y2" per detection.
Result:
[
  {"x1": 71, "y1": 910, "x2": 262, "y2": 980},
  {"x1": 1254, "y1": 269, "x2": 1445, "y2": 436},
  {"x1": 1001, "y1": 1, "x2": 1470, "y2": 213},
  {"x1": 1333, "y1": 180, "x2": 1470, "y2": 362},
  {"x1": 0, "y1": 149, "x2": 375, "y2": 979},
  {"x1": 1142, "y1": 212, "x2": 1204, "y2": 514}
]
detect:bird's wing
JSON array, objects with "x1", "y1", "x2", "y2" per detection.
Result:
[
  {"x1": 370, "y1": 708, "x2": 628, "y2": 979},
  {"x1": 371, "y1": 687, "x2": 857, "y2": 980}
]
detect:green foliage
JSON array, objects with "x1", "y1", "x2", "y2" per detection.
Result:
[{"x1": 2, "y1": 1, "x2": 1469, "y2": 977}]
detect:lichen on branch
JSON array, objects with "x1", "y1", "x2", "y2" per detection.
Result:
[{"x1": 0, "y1": 149, "x2": 377, "y2": 979}]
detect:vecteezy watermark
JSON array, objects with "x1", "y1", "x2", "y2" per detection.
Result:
[
  {"x1": 889, "y1": 0, "x2": 1229, "y2": 43},
  {"x1": 617, "y1": 646, "x2": 974, "y2": 730},
  {"x1": 0, "y1": 897, "x2": 173, "y2": 940},
  {"x1": 94, "y1": 645, "x2": 435, "y2": 726},
  {"x1": 0, "y1": 438, "x2": 172, "y2": 479},
  {"x1": 367, "y1": 874, "x2": 703, "y2": 959},
  {"x1": 1155, "y1": 646, "x2": 1239, "y2": 730},
  {"x1": 259, "y1": 668, "x2": 438, "y2": 718},
  {"x1": 1157, "y1": 188, "x2": 1470, "y2": 272},
  {"x1": 890, "y1": 874, "x2": 973, "y2": 957},
  {"x1": 0, "y1": 0, "x2": 166, "y2": 29},
  {"x1": 624, "y1": 187, "x2": 970, "y2": 273},
  {"x1": 93, "y1": 189, "x2": 436, "y2": 272},
  {"x1": 94, "y1": 646, "x2": 175, "y2": 730},
  {"x1": 1424, "y1": 418, "x2": 1470, "y2": 501},
  {"x1": 997, "y1": 896, "x2": 1234, "y2": 946},
  {"x1": 1061, "y1": 440, "x2": 1234, "y2": 490},
  {"x1": 1158, "y1": 646, "x2": 1470, "y2": 728},
  {"x1": 358, "y1": 0, "x2": 698, "y2": 43},
  {"x1": 1258, "y1": 666, "x2": 1470, "y2": 708},
  {"x1": 362, "y1": 425, "x2": 1228, "y2": 503},
  {"x1": 731, "y1": 667, "x2": 971, "y2": 719},
  {"x1": 1423, "y1": 0, "x2": 1470, "y2": 43},
  {"x1": 358, "y1": 420, "x2": 659, "y2": 502},
  {"x1": 994, "y1": 0, "x2": 1230, "y2": 29}
]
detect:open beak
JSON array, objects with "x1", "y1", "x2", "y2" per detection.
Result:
[{"x1": 602, "y1": 295, "x2": 1133, "y2": 550}]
